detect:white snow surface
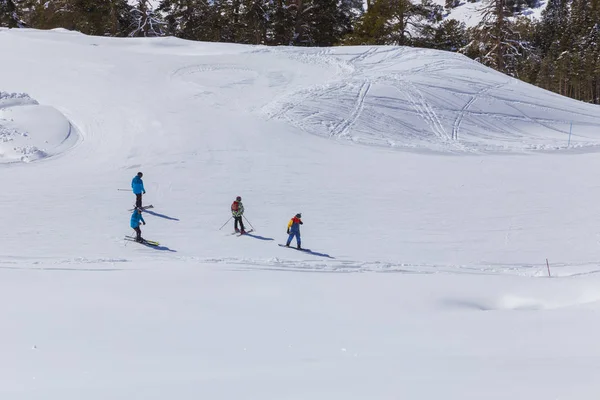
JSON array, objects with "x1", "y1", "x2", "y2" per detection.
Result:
[
  {"x1": 0, "y1": 92, "x2": 78, "y2": 162},
  {"x1": 1, "y1": 28, "x2": 600, "y2": 399},
  {"x1": 434, "y1": 0, "x2": 548, "y2": 28}
]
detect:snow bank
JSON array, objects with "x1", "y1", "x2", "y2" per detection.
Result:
[{"x1": 0, "y1": 92, "x2": 78, "y2": 163}]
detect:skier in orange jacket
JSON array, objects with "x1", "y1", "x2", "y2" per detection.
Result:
[{"x1": 286, "y1": 213, "x2": 303, "y2": 249}]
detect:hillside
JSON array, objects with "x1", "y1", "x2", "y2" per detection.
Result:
[{"x1": 1, "y1": 29, "x2": 600, "y2": 399}]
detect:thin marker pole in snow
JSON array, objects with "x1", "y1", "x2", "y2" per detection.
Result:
[
  {"x1": 546, "y1": 258, "x2": 551, "y2": 277},
  {"x1": 568, "y1": 122, "x2": 573, "y2": 147}
]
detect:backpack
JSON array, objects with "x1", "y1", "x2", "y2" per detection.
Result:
[{"x1": 231, "y1": 201, "x2": 239, "y2": 212}]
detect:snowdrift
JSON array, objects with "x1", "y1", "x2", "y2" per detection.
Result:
[{"x1": 0, "y1": 92, "x2": 78, "y2": 163}]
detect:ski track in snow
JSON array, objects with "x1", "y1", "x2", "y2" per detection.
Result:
[
  {"x1": 259, "y1": 47, "x2": 600, "y2": 153},
  {"x1": 165, "y1": 44, "x2": 600, "y2": 153},
  {"x1": 329, "y1": 79, "x2": 371, "y2": 139},
  {"x1": 3, "y1": 251, "x2": 600, "y2": 279},
  {"x1": 200, "y1": 258, "x2": 600, "y2": 278}
]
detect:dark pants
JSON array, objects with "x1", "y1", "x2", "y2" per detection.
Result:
[
  {"x1": 135, "y1": 193, "x2": 143, "y2": 208},
  {"x1": 133, "y1": 226, "x2": 142, "y2": 241},
  {"x1": 287, "y1": 231, "x2": 301, "y2": 247},
  {"x1": 234, "y1": 216, "x2": 245, "y2": 232}
]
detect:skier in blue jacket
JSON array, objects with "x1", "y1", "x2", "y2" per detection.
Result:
[
  {"x1": 131, "y1": 172, "x2": 146, "y2": 208},
  {"x1": 130, "y1": 206, "x2": 146, "y2": 242}
]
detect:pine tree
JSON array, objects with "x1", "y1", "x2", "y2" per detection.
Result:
[
  {"x1": 158, "y1": 0, "x2": 216, "y2": 41},
  {"x1": 71, "y1": 0, "x2": 132, "y2": 36},
  {"x1": 270, "y1": 0, "x2": 294, "y2": 44},
  {"x1": 532, "y1": 0, "x2": 600, "y2": 102},
  {"x1": 461, "y1": 0, "x2": 531, "y2": 76},
  {"x1": 0, "y1": 0, "x2": 25, "y2": 27},
  {"x1": 535, "y1": 0, "x2": 569, "y2": 54},
  {"x1": 293, "y1": 0, "x2": 362, "y2": 46},
  {"x1": 22, "y1": 0, "x2": 132, "y2": 36},
  {"x1": 533, "y1": 0, "x2": 569, "y2": 94},
  {"x1": 238, "y1": 0, "x2": 270, "y2": 44},
  {"x1": 344, "y1": 0, "x2": 440, "y2": 46},
  {"x1": 418, "y1": 18, "x2": 467, "y2": 50}
]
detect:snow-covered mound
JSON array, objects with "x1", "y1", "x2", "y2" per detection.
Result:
[
  {"x1": 261, "y1": 46, "x2": 600, "y2": 153},
  {"x1": 0, "y1": 92, "x2": 78, "y2": 162}
]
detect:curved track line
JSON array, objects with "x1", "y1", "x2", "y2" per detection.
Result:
[
  {"x1": 452, "y1": 82, "x2": 507, "y2": 140},
  {"x1": 329, "y1": 80, "x2": 372, "y2": 138}
]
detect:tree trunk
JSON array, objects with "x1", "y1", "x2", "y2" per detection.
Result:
[
  {"x1": 293, "y1": 0, "x2": 304, "y2": 45},
  {"x1": 496, "y1": 0, "x2": 504, "y2": 72}
]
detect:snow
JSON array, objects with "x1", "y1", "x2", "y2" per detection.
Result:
[
  {"x1": 0, "y1": 92, "x2": 78, "y2": 162},
  {"x1": 433, "y1": 0, "x2": 549, "y2": 28},
  {"x1": 1, "y1": 28, "x2": 600, "y2": 399}
]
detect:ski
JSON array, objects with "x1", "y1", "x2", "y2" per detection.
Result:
[
  {"x1": 124, "y1": 235, "x2": 160, "y2": 246},
  {"x1": 128, "y1": 205, "x2": 154, "y2": 211},
  {"x1": 278, "y1": 244, "x2": 310, "y2": 251},
  {"x1": 228, "y1": 229, "x2": 254, "y2": 236}
]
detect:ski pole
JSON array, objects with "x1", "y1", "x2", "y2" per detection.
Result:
[
  {"x1": 243, "y1": 215, "x2": 255, "y2": 230},
  {"x1": 117, "y1": 189, "x2": 130, "y2": 191},
  {"x1": 218, "y1": 216, "x2": 233, "y2": 230}
]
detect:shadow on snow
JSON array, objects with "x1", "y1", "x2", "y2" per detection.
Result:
[
  {"x1": 144, "y1": 210, "x2": 180, "y2": 221},
  {"x1": 300, "y1": 249, "x2": 334, "y2": 259},
  {"x1": 279, "y1": 244, "x2": 335, "y2": 259},
  {"x1": 244, "y1": 232, "x2": 275, "y2": 241},
  {"x1": 148, "y1": 244, "x2": 177, "y2": 252}
]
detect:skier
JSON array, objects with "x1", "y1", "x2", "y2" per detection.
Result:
[
  {"x1": 286, "y1": 213, "x2": 303, "y2": 249},
  {"x1": 130, "y1": 206, "x2": 146, "y2": 242},
  {"x1": 131, "y1": 172, "x2": 145, "y2": 208},
  {"x1": 231, "y1": 196, "x2": 246, "y2": 234}
]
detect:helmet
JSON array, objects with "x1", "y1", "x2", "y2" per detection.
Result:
[
  {"x1": 236, "y1": 196, "x2": 241, "y2": 201},
  {"x1": 296, "y1": 213, "x2": 302, "y2": 218},
  {"x1": 137, "y1": 172, "x2": 143, "y2": 177}
]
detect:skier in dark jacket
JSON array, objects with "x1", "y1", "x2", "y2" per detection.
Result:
[
  {"x1": 130, "y1": 206, "x2": 146, "y2": 242},
  {"x1": 231, "y1": 196, "x2": 246, "y2": 234},
  {"x1": 286, "y1": 213, "x2": 303, "y2": 249},
  {"x1": 131, "y1": 172, "x2": 145, "y2": 208}
]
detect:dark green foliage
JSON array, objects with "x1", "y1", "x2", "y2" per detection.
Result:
[
  {"x1": 344, "y1": 0, "x2": 440, "y2": 45},
  {"x1": 532, "y1": 0, "x2": 600, "y2": 103},
  {"x1": 270, "y1": 0, "x2": 294, "y2": 44},
  {"x1": 417, "y1": 18, "x2": 467, "y2": 51},
  {"x1": 158, "y1": 0, "x2": 217, "y2": 41},
  {"x1": 294, "y1": 0, "x2": 362, "y2": 46},
  {"x1": 0, "y1": 0, "x2": 25, "y2": 27},
  {"x1": 21, "y1": 0, "x2": 133, "y2": 36}
]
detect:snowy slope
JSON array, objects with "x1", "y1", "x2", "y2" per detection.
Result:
[
  {"x1": 1, "y1": 28, "x2": 600, "y2": 399},
  {"x1": 261, "y1": 45, "x2": 599, "y2": 152}
]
